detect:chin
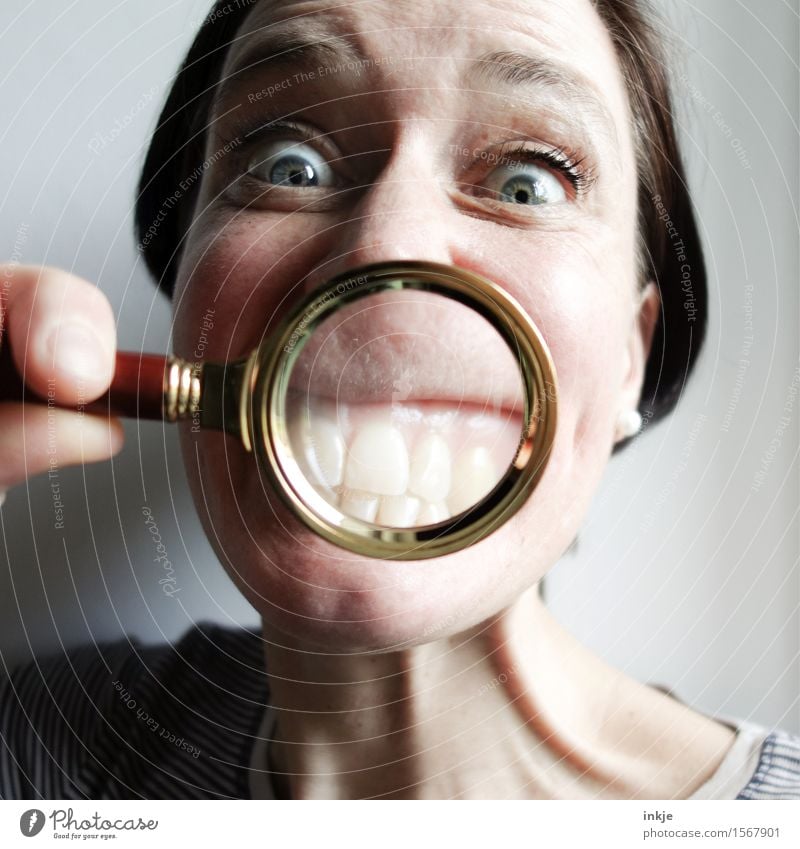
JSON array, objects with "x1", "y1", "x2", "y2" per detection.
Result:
[{"x1": 179, "y1": 418, "x2": 587, "y2": 653}]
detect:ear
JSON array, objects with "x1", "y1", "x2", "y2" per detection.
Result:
[{"x1": 616, "y1": 280, "x2": 661, "y2": 433}]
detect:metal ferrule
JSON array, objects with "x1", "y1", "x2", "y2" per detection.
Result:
[{"x1": 164, "y1": 358, "x2": 202, "y2": 422}]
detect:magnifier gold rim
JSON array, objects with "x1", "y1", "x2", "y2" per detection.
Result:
[{"x1": 248, "y1": 260, "x2": 558, "y2": 561}]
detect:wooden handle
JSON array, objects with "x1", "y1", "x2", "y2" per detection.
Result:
[
  {"x1": 89, "y1": 352, "x2": 167, "y2": 419},
  {"x1": 0, "y1": 342, "x2": 168, "y2": 420}
]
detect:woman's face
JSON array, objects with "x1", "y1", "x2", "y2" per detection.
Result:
[{"x1": 172, "y1": 0, "x2": 656, "y2": 651}]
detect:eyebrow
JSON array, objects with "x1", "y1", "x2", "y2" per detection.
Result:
[
  {"x1": 469, "y1": 50, "x2": 617, "y2": 132},
  {"x1": 215, "y1": 20, "x2": 368, "y2": 107}
]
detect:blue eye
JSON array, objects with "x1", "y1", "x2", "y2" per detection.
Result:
[
  {"x1": 247, "y1": 141, "x2": 336, "y2": 188},
  {"x1": 270, "y1": 156, "x2": 318, "y2": 187},
  {"x1": 481, "y1": 162, "x2": 567, "y2": 205}
]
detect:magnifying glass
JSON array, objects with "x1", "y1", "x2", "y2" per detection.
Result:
[{"x1": 0, "y1": 261, "x2": 558, "y2": 560}]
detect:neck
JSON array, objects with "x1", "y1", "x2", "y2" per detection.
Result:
[{"x1": 260, "y1": 585, "x2": 733, "y2": 799}]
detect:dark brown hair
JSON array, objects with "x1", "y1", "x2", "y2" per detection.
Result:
[{"x1": 135, "y1": 0, "x2": 707, "y2": 435}]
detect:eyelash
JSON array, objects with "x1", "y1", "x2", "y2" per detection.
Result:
[
  {"x1": 239, "y1": 117, "x2": 307, "y2": 147},
  {"x1": 488, "y1": 142, "x2": 596, "y2": 197},
  {"x1": 226, "y1": 118, "x2": 596, "y2": 198},
  {"x1": 226, "y1": 118, "x2": 319, "y2": 163}
]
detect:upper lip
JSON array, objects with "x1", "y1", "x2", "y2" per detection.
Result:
[{"x1": 287, "y1": 290, "x2": 526, "y2": 409}]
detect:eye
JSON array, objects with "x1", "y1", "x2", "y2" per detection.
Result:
[
  {"x1": 480, "y1": 160, "x2": 567, "y2": 205},
  {"x1": 246, "y1": 140, "x2": 336, "y2": 188}
]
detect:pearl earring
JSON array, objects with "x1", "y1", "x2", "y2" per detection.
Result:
[{"x1": 616, "y1": 409, "x2": 642, "y2": 440}]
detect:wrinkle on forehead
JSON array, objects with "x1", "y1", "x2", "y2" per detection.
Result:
[
  {"x1": 226, "y1": 0, "x2": 628, "y2": 103},
  {"x1": 218, "y1": 0, "x2": 630, "y2": 152}
]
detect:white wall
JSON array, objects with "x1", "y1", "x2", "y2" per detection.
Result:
[
  {"x1": 0, "y1": 1, "x2": 797, "y2": 733},
  {"x1": 546, "y1": 1, "x2": 800, "y2": 733}
]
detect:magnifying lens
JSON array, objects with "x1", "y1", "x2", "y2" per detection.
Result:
[{"x1": 0, "y1": 261, "x2": 558, "y2": 560}]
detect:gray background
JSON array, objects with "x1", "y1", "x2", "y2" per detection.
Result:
[{"x1": 1, "y1": 0, "x2": 797, "y2": 733}]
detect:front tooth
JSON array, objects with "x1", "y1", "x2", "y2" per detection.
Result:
[
  {"x1": 417, "y1": 501, "x2": 450, "y2": 524},
  {"x1": 448, "y1": 446, "x2": 499, "y2": 516},
  {"x1": 344, "y1": 423, "x2": 409, "y2": 496},
  {"x1": 409, "y1": 432, "x2": 451, "y2": 503},
  {"x1": 339, "y1": 489, "x2": 380, "y2": 522},
  {"x1": 378, "y1": 494, "x2": 421, "y2": 527}
]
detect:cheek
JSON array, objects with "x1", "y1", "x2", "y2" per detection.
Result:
[
  {"x1": 458, "y1": 226, "x2": 634, "y2": 539},
  {"x1": 468, "y1": 227, "x2": 633, "y2": 451},
  {"x1": 172, "y1": 209, "x2": 339, "y2": 360},
  {"x1": 548, "y1": 266, "x2": 629, "y2": 452}
]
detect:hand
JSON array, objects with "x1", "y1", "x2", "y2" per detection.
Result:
[{"x1": 0, "y1": 265, "x2": 124, "y2": 504}]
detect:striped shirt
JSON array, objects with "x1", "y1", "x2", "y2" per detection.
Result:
[{"x1": 1, "y1": 623, "x2": 798, "y2": 799}]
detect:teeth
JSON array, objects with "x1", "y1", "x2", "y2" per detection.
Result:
[
  {"x1": 289, "y1": 415, "x2": 318, "y2": 486},
  {"x1": 307, "y1": 417, "x2": 346, "y2": 487},
  {"x1": 448, "y1": 446, "x2": 499, "y2": 516},
  {"x1": 378, "y1": 494, "x2": 421, "y2": 527},
  {"x1": 289, "y1": 402, "x2": 519, "y2": 527},
  {"x1": 417, "y1": 501, "x2": 450, "y2": 524},
  {"x1": 314, "y1": 485, "x2": 340, "y2": 508},
  {"x1": 344, "y1": 422, "x2": 409, "y2": 496},
  {"x1": 289, "y1": 411, "x2": 346, "y2": 489},
  {"x1": 409, "y1": 432, "x2": 451, "y2": 503},
  {"x1": 339, "y1": 489, "x2": 380, "y2": 522}
]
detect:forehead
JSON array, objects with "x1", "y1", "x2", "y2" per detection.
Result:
[
  {"x1": 231, "y1": 0, "x2": 611, "y2": 56},
  {"x1": 222, "y1": 0, "x2": 631, "y2": 127}
]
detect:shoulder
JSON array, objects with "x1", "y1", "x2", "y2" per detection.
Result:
[
  {"x1": 737, "y1": 729, "x2": 800, "y2": 800},
  {"x1": 0, "y1": 623, "x2": 267, "y2": 800}
]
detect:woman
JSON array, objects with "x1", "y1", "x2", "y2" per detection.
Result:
[{"x1": 1, "y1": 0, "x2": 798, "y2": 799}]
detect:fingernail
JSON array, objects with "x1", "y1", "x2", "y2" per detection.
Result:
[{"x1": 47, "y1": 323, "x2": 110, "y2": 382}]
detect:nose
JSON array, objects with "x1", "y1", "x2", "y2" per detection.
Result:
[{"x1": 308, "y1": 133, "x2": 456, "y2": 286}]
